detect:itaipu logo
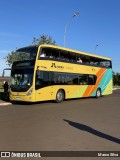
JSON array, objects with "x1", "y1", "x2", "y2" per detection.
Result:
[{"x1": 51, "y1": 63, "x2": 64, "y2": 69}]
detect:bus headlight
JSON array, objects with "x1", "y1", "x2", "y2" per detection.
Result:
[{"x1": 26, "y1": 88, "x2": 33, "y2": 96}]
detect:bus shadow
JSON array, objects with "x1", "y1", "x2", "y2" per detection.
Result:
[
  {"x1": 10, "y1": 97, "x2": 102, "y2": 106},
  {"x1": 63, "y1": 119, "x2": 120, "y2": 144},
  {"x1": 65, "y1": 96, "x2": 95, "y2": 102},
  {"x1": 11, "y1": 100, "x2": 53, "y2": 106}
]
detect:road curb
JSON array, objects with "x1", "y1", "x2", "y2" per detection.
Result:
[
  {"x1": 113, "y1": 88, "x2": 120, "y2": 90},
  {"x1": 0, "y1": 102, "x2": 12, "y2": 106}
]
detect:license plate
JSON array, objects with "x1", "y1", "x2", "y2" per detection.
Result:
[{"x1": 16, "y1": 97, "x2": 21, "y2": 100}]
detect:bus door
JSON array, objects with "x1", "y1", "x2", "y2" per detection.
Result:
[{"x1": 35, "y1": 70, "x2": 53, "y2": 101}]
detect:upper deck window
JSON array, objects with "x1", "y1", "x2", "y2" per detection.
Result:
[
  {"x1": 39, "y1": 47, "x2": 112, "y2": 68},
  {"x1": 39, "y1": 48, "x2": 76, "y2": 62},
  {"x1": 14, "y1": 46, "x2": 38, "y2": 62}
]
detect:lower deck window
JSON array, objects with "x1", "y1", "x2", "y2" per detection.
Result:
[{"x1": 35, "y1": 71, "x2": 97, "y2": 90}]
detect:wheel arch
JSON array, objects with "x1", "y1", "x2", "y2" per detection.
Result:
[
  {"x1": 55, "y1": 88, "x2": 66, "y2": 103},
  {"x1": 57, "y1": 88, "x2": 66, "y2": 99},
  {"x1": 96, "y1": 87, "x2": 102, "y2": 98}
]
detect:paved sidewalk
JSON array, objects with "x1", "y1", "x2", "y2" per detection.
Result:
[
  {"x1": 0, "y1": 99, "x2": 12, "y2": 106},
  {"x1": 113, "y1": 88, "x2": 120, "y2": 90}
]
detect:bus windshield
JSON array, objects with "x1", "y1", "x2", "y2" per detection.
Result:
[
  {"x1": 10, "y1": 68, "x2": 34, "y2": 92},
  {"x1": 13, "y1": 46, "x2": 38, "y2": 62}
]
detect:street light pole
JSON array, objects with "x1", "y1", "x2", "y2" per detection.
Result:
[
  {"x1": 64, "y1": 12, "x2": 79, "y2": 47},
  {"x1": 94, "y1": 44, "x2": 99, "y2": 53}
]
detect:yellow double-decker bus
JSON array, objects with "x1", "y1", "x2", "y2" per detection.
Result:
[{"x1": 10, "y1": 44, "x2": 112, "y2": 103}]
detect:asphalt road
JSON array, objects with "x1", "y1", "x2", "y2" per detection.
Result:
[{"x1": 0, "y1": 90, "x2": 120, "y2": 158}]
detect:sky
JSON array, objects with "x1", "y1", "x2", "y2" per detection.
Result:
[{"x1": 0, "y1": 0, "x2": 120, "y2": 76}]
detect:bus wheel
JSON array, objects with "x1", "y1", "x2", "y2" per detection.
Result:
[
  {"x1": 96, "y1": 88, "x2": 101, "y2": 98},
  {"x1": 55, "y1": 90, "x2": 64, "y2": 103}
]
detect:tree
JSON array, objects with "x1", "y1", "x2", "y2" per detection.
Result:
[
  {"x1": 5, "y1": 51, "x2": 17, "y2": 66},
  {"x1": 113, "y1": 71, "x2": 120, "y2": 86},
  {"x1": 32, "y1": 34, "x2": 56, "y2": 45},
  {"x1": 5, "y1": 34, "x2": 56, "y2": 66},
  {"x1": 113, "y1": 71, "x2": 117, "y2": 86}
]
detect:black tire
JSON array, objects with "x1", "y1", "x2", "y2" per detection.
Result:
[
  {"x1": 96, "y1": 88, "x2": 101, "y2": 98},
  {"x1": 55, "y1": 90, "x2": 64, "y2": 103}
]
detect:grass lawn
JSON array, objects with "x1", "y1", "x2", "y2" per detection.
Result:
[{"x1": 113, "y1": 86, "x2": 120, "y2": 88}]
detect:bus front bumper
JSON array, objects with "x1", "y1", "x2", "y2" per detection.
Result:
[{"x1": 10, "y1": 94, "x2": 35, "y2": 102}]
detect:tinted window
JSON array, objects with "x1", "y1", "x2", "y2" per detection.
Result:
[
  {"x1": 79, "y1": 75, "x2": 88, "y2": 85},
  {"x1": 14, "y1": 46, "x2": 38, "y2": 61},
  {"x1": 35, "y1": 71, "x2": 97, "y2": 90},
  {"x1": 35, "y1": 71, "x2": 50, "y2": 89},
  {"x1": 88, "y1": 75, "x2": 96, "y2": 85}
]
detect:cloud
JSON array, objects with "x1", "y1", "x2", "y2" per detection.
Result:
[
  {"x1": 0, "y1": 32, "x2": 30, "y2": 44},
  {"x1": 0, "y1": 33, "x2": 22, "y2": 39}
]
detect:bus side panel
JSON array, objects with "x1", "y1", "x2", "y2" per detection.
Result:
[
  {"x1": 56, "y1": 85, "x2": 88, "y2": 99},
  {"x1": 96, "y1": 69, "x2": 113, "y2": 95},
  {"x1": 35, "y1": 86, "x2": 55, "y2": 101},
  {"x1": 69, "y1": 86, "x2": 88, "y2": 98},
  {"x1": 35, "y1": 85, "x2": 89, "y2": 101},
  {"x1": 92, "y1": 69, "x2": 113, "y2": 96},
  {"x1": 34, "y1": 69, "x2": 112, "y2": 102},
  {"x1": 102, "y1": 79, "x2": 113, "y2": 95},
  {"x1": 83, "y1": 68, "x2": 106, "y2": 97},
  {"x1": 82, "y1": 68, "x2": 112, "y2": 97}
]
